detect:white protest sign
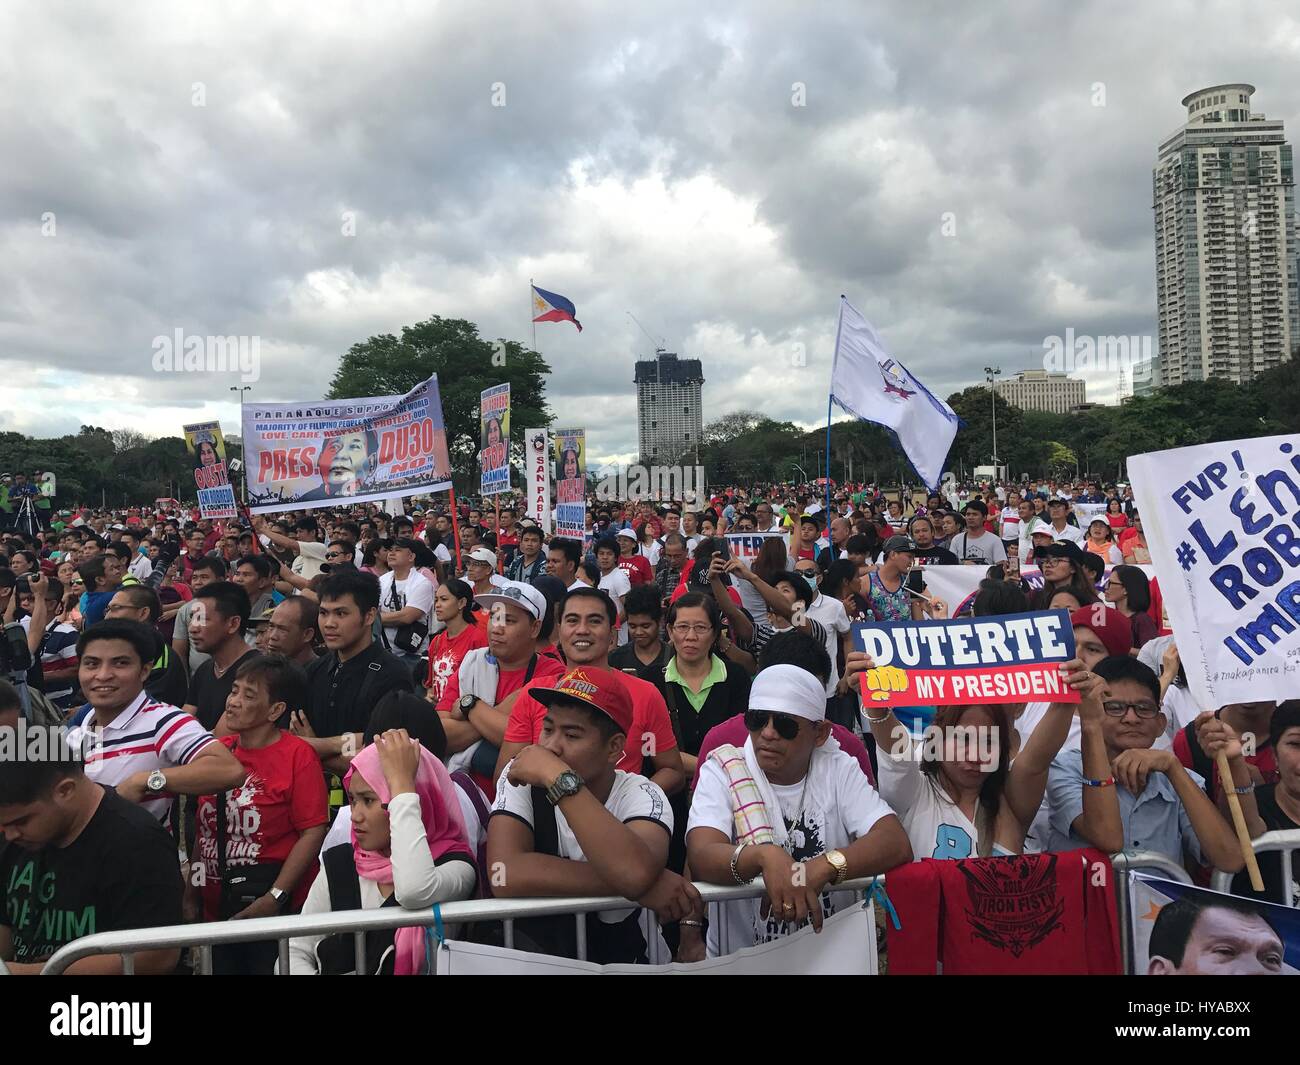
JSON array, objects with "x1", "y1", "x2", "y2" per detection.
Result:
[
  {"x1": 525, "y1": 428, "x2": 551, "y2": 533},
  {"x1": 918, "y1": 563, "x2": 1156, "y2": 618},
  {"x1": 723, "y1": 530, "x2": 788, "y2": 565},
  {"x1": 1129, "y1": 434, "x2": 1300, "y2": 708},
  {"x1": 1073, "y1": 501, "x2": 1109, "y2": 524},
  {"x1": 434, "y1": 901, "x2": 877, "y2": 975}
]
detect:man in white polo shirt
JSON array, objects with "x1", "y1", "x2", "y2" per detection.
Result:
[{"x1": 66, "y1": 619, "x2": 245, "y2": 820}]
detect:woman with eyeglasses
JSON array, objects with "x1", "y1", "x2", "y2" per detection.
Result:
[
  {"x1": 1103, "y1": 564, "x2": 1157, "y2": 651},
  {"x1": 1030, "y1": 543, "x2": 1100, "y2": 610},
  {"x1": 661, "y1": 593, "x2": 753, "y2": 774}
]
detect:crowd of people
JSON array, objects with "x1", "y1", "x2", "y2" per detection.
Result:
[{"x1": 0, "y1": 475, "x2": 1295, "y2": 975}]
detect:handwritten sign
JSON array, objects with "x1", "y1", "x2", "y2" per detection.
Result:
[{"x1": 1130, "y1": 434, "x2": 1300, "y2": 708}]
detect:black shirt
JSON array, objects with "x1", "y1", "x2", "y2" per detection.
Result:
[
  {"x1": 610, "y1": 641, "x2": 669, "y2": 696},
  {"x1": 305, "y1": 640, "x2": 414, "y2": 740},
  {"x1": 915, "y1": 545, "x2": 959, "y2": 565},
  {"x1": 187, "y1": 648, "x2": 260, "y2": 730},
  {"x1": 663, "y1": 657, "x2": 753, "y2": 756},
  {"x1": 145, "y1": 645, "x2": 189, "y2": 710},
  {"x1": 1230, "y1": 784, "x2": 1300, "y2": 906},
  {"x1": 0, "y1": 786, "x2": 183, "y2": 965}
]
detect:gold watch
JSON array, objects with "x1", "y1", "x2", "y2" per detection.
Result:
[{"x1": 823, "y1": 848, "x2": 848, "y2": 885}]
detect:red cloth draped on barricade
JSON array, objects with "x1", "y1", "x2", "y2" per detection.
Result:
[{"x1": 886, "y1": 848, "x2": 1122, "y2": 975}]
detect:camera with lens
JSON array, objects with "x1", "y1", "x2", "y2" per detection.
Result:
[{"x1": 0, "y1": 620, "x2": 33, "y2": 677}]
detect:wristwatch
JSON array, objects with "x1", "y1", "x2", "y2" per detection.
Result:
[
  {"x1": 459, "y1": 693, "x2": 478, "y2": 717},
  {"x1": 544, "y1": 770, "x2": 584, "y2": 806},
  {"x1": 146, "y1": 769, "x2": 168, "y2": 794},
  {"x1": 823, "y1": 848, "x2": 848, "y2": 885},
  {"x1": 269, "y1": 887, "x2": 289, "y2": 910}
]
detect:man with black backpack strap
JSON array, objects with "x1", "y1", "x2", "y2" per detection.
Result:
[
  {"x1": 293, "y1": 569, "x2": 413, "y2": 813},
  {"x1": 487, "y1": 667, "x2": 700, "y2": 964}
]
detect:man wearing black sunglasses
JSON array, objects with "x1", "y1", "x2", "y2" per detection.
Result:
[
  {"x1": 1045, "y1": 656, "x2": 1244, "y2": 874},
  {"x1": 687, "y1": 664, "x2": 911, "y2": 955}
]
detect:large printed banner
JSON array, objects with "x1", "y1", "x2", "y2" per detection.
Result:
[
  {"x1": 525, "y1": 428, "x2": 551, "y2": 533},
  {"x1": 554, "y1": 428, "x2": 586, "y2": 539},
  {"x1": 243, "y1": 375, "x2": 452, "y2": 514},
  {"x1": 1129, "y1": 434, "x2": 1300, "y2": 708},
  {"x1": 724, "y1": 530, "x2": 788, "y2": 564},
  {"x1": 1130, "y1": 874, "x2": 1299, "y2": 976},
  {"x1": 852, "y1": 610, "x2": 1079, "y2": 707},
  {"x1": 479, "y1": 383, "x2": 511, "y2": 496},
  {"x1": 183, "y1": 421, "x2": 237, "y2": 519},
  {"x1": 921, "y1": 563, "x2": 1158, "y2": 619},
  {"x1": 435, "y1": 902, "x2": 877, "y2": 975}
]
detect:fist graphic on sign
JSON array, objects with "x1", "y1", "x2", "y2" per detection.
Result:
[{"x1": 865, "y1": 665, "x2": 908, "y2": 701}]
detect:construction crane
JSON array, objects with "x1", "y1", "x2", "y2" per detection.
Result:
[{"x1": 627, "y1": 311, "x2": 667, "y2": 354}]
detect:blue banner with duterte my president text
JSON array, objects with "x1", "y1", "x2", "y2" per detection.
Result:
[{"x1": 852, "y1": 611, "x2": 1078, "y2": 709}]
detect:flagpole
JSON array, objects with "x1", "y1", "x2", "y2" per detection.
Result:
[
  {"x1": 825, "y1": 295, "x2": 846, "y2": 517},
  {"x1": 530, "y1": 278, "x2": 536, "y2": 351}
]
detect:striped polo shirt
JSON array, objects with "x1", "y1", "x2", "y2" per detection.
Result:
[{"x1": 67, "y1": 691, "x2": 219, "y2": 820}]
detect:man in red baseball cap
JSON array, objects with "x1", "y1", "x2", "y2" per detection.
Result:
[
  {"x1": 1069, "y1": 604, "x2": 1133, "y2": 667},
  {"x1": 486, "y1": 666, "x2": 701, "y2": 964}
]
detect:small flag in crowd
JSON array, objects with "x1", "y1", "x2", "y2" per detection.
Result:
[
  {"x1": 829, "y1": 296, "x2": 959, "y2": 490},
  {"x1": 531, "y1": 285, "x2": 583, "y2": 332}
]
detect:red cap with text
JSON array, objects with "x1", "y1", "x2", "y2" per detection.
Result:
[{"x1": 530, "y1": 667, "x2": 634, "y2": 735}]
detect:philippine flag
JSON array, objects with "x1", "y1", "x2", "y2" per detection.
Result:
[{"x1": 531, "y1": 285, "x2": 583, "y2": 332}]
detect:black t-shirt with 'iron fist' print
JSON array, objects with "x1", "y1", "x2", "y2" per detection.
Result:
[{"x1": 0, "y1": 786, "x2": 183, "y2": 966}]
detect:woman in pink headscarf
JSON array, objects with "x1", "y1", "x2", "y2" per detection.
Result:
[{"x1": 287, "y1": 730, "x2": 477, "y2": 974}]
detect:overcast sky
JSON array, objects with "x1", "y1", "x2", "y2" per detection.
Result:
[{"x1": 3, "y1": 2, "x2": 1298, "y2": 466}]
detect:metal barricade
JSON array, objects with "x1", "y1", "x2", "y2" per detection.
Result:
[
  {"x1": 1108, "y1": 851, "x2": 1193, "y2": 975},
  {"x1": 40, "y1": 876, "x2": 882, "y2": 975},
  {"x1": 34, "y1": 849, "x2": 1216, "y2": 975},
  {"x1": 1209, "y1": 828, "x2": 1300, "y2": 905}
]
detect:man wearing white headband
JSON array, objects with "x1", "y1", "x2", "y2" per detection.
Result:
[{"x1": 687, "y1": 664, "x2": 911, "y2": 955}]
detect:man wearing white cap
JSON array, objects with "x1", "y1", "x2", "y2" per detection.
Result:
[
  {"x1": 464, "y1": 546, "x2": 507, "y2": 599},
  {"x1": 687, "y1": 664, "x2": 911, "y2": 955},
  {"x1": 439, "y1": 580, "x2": 568, "y2": 797}
]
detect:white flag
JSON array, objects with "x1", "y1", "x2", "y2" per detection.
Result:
[{"x1": 829, "y1": 297, "x2": 959, "y2": 490}]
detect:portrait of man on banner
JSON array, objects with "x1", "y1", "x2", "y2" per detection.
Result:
[{"x1": 298, "y1": 427, "x2": 381, "y2": 501}]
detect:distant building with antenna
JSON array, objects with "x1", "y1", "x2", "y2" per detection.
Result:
[{"x1": 635, "y1": 351, "x2": 705, "y2": 464}]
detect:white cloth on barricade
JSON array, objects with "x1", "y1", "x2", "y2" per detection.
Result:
[{"x1": 433, "y1": 901, "x2": 879, "y2": 975}]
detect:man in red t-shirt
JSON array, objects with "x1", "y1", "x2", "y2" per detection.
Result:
[
  {"x1": 495, "y1": 586, "x2": 685, "y2": 800},
  {"x1": 438, "y1": 581, "x2": 566, "y2": 797}
]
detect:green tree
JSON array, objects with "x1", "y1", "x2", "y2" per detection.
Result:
[
  {"x1": 947, "y1": 386, "x2": 1024, "y2": 473},
  {"x1": 328, "y1": 316, "x2": 553, "y2": 490}
]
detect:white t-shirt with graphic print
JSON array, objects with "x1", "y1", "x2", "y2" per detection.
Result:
[
  {"x1": 491, "y1": 767, "x2": 671, "y2": 923},
  {"x1": 688, "y1": 748, "x2": 893, "y2": 955}
]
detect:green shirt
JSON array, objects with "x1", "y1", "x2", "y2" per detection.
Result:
[{"x1": 664, "y1": 653, "x2": 728, "y2": 713}]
